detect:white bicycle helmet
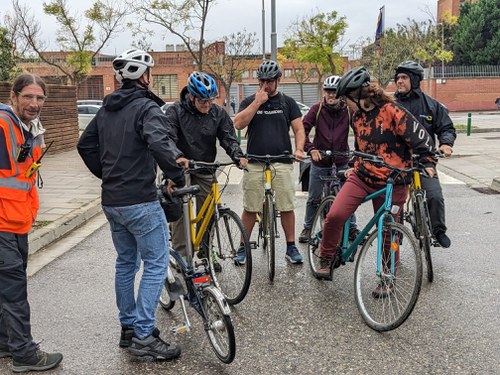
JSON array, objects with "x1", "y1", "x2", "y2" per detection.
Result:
[
  {"x1": 113, "y1": 49, "x2": 155, "y2": 83},
  {"x1": 323, "y1": 75, "x2": 341, "y2": 91}
]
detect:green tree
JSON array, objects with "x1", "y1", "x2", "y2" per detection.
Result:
[
  {"x1": 10, "y1": 0, "x2": 127, "y2": 86},
  {"x1": 452, "y1": 0, "x2": 500, "y2": 65},
  {"x1": 203, "y1": 30, "x2": 258, "y2": 114},
  {"x1": 130, "y1": 0, "x2": 216, "y2": 71},
  {"x1": 282, "y1": 10, "x2": 347, "y2": 90},
  {"x1": 0, "y1": 26, "x2": 16, "y2": 81}
]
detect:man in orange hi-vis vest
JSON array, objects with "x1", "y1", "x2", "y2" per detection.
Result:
[{"x1": 0, "y1": 74, "x2": 63, "y2": 372}]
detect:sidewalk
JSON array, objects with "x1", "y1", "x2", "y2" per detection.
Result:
[{"x1": 28, "y1": 112, "x2": 500, "y2": 256}]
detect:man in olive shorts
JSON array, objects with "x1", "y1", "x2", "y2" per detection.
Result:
[{"x1": 234, "y1": 60, "x2": 306, "y2": 264}]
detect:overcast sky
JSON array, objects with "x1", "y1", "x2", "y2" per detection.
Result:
[{"x1": 3, "y1": 0, "x2": 437, "y2": 56}]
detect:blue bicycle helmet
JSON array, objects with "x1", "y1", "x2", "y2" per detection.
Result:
[{"x1": 187, "y1": 71, "x2": 218, "y2": 99}]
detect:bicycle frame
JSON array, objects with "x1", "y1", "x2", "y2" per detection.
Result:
[{"x1": 338, "y1": 181, "x2": 399, "y2": 276}]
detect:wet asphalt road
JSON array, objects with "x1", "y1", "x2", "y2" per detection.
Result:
[{"x1": 0, "y1": 176, "x2": 499, "y2": 375}]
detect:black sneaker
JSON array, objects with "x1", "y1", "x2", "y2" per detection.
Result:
[
  {"x1": 435, "y1": 232, "x2": 451, "y2": 248},
  {"x1": 348, "y1": 227, "x2": 360, "y2": 241},
  {"x1": 119, "y1": 326, "x2": 134, "y2": 348},
  {"x1": 12, "y1": 349, "x2": 63, "y2": 373},
  {"x1": 128, "y1": 328, "x2": 181, "y2": 360}
]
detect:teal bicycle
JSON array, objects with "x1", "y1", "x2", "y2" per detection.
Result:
[{"x1": 308, "y1": 151, "x2": 422, "y2": 332}]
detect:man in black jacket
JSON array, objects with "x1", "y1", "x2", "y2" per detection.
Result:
[
  {"x1": 164, "y1": 71, "x2": 246, "y2": 258},
  {"x1": 394, "y1": 61, "x2": 456, "y2": 248},
  {"x1": 77, "y1": 49, "x2": 184, "y2": 360}
]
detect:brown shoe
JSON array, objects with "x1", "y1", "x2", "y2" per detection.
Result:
[{"x1": 298, "y1": 228, "x2": 311, "y2": 243}]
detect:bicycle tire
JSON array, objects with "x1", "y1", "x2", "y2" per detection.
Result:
[
  {"x1": 202, "y1": 287, "x2": 236, "y2": 363},
  {"x1": 159, "y1": 259, "x2": 178, "y2": 311},
  {"x1": 308, "y1": 196, "x2": 335, "y2": 277},
  {"x1": 208, "y1": 209, "x2": 252, "y2": 305},
  {"x1": 354, "y1": 221, "x2": 422, "y2": 331},
  {"x1": 263, "y1": 194, "x2": 276, "y2": 282},
  {"x1": 415, "y1": 194, "x2": 434, "y2": 283}
]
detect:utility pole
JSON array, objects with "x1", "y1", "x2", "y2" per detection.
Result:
[
  {"x1": 270, "y1": 0, "x2": 277, "y2": 61},
  {"x1": 262, "y1": 0, "x2": 266, "y2": 60}
]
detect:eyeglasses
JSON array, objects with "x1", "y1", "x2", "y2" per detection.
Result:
[
  {"x1": 324, "y1": 90, "x2": 337, "y2": 96},
  {"x1": 196, "y1": 98, "x2": 215, "y2": 105},
  {"x1": 395, "y1": 74, "x2": 410, "y2": 81},
  {"x1": 18, "y1": 93, "x2": 47, "y2": 103},
  {"x1": 259, "y1": 79, "x2": 276, "y2": 85}
]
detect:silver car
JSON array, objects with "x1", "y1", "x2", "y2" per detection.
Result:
[{"x1": 77, "y1": 104, "x2": 101, "y2": 130}]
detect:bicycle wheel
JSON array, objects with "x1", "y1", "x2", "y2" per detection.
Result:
[
  {"x1": 202, "y1": 286, "x2": 236, "y2": 364},
  {"x1": 415, "y1": 194, "x2": 434, "y2": 283},
  {"x1": 208, "y1": 209, "x2": 252, "y2": 305},
  {"x1": 159, "y1": 259, "x2": 179, "y2": 311},
  {"x1": 308, "y1": 196, "x2": 335, "y2": 277},
  {"x1": 263, "y1": 194, "x2": 276, "y2": 282},
  {"x1": 354, "y1": 221, "x2": 422, "y2": 331}
]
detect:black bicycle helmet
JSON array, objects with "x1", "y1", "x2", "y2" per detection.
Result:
[
  {"x1": 336, "y1": 66, "x2": 371, "y2": 97},
  {"x1": 187, "y1": 71, "x2": 218, "y2": 99},
  {"x1": 257, "y1": 60, "x2": 282, "y2": 80},
  {"x1": 395, "y1": 60, "x2": 424, "y2": 89}
]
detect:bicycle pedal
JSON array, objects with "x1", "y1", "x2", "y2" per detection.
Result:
[
  {"x1": 171, "y1": 324, "x2": 190, "y2": 334},
  {"x1": 249, "y1": 241, "x2": 258, "y2": 249}
]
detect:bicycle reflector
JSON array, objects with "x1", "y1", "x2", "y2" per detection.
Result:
[
  {"x1": 193, "y1": 275, "x2": 211, "y2": 284},
  {"x1": 391, "y1": 242, "x2": 399, "y2": 252}
]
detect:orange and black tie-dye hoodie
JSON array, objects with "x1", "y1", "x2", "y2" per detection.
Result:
[{"x1": 352, "y1": 101, "x2": 436, "y2": 188}]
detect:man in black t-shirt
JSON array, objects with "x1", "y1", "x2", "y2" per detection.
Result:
[{"x1": 234, "y1": 60, "x2": 306, "y2": 264}]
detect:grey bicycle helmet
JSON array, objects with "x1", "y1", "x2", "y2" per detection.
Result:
[
  {"x1": 187, "y1": 71, "x2": 218, "y2": 99},
  {"x1": 336, "y1": 66, "x2": 371, "y2": 97},
  {"x1": 257, "y1": 60, "x2": 282, "y2": 80},
  {"x1": 323, "y1": 75, "x2": 341, "y2": 91},
  {"x1": 395, "y1": 60, "x2": 424, "y2": 89},
  {"x1": 113, "y1": 49, "x2": 154, "y2": 83}
]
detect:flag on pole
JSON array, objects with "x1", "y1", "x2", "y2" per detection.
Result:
[{"x1": 375, "y1": 6, "x2": 385, "y2": 47}]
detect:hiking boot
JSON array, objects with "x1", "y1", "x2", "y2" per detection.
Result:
[
  {"x1": 12, "y1": 349, "x2": 63, "y2": 373},
  {"x1": 435, "y1": 232, "x2": 451, "y2": 248},
  {"x1": 298, "y1": 228, "x2": 310, "y2": 243},
  {"x1": 372, "y1": 283, "x2": 394, "y2": 299},
  {"x1": 315, "y1": 258, "x2": 333, "y2": 281},
  {"x1": 128, "y1": 328, "x2": 181, "y2": 361},
  {"x1": 212, "y1": 262, "x2": 222, "y2": 273},
  {"x1": 348, "y1": 227, "x2": 360, "y2": 241},
  {"x1": 285, "y1": 245, "x2": 303, "y2": 264},
  {"x1": 119, "y1": 326, "x2": 134, "y2": 348},
  {"x1": 0, "y1": 347, "x2": 11, "y2": 359},
  {"x1": 234, "y1": 244, "x2": 247, "y2": 265}
]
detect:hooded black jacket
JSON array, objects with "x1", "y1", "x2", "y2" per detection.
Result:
[
  {"x1": 165, "y1": 87, "x2": 244, "y2": 164},
  {"x1": 395, "y1": 88, "x2": 456, "y2": 148},
  {"x1": 77, "y1": 82, "x2": 184, "y2": 206}
]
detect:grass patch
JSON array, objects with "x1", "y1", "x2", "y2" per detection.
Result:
[{"x1": 33, "y1": 220, "x2": 52, "y2": 228}]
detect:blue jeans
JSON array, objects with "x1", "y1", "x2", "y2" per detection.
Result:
[
  {"x1": 303, "y1": 163, "x2": 357, "y2": 230},
  {"x1": 103, "y1": 201, "x2": 169, "y2": 339}
]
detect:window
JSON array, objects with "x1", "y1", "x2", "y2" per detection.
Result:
[
  {"x1": 242, "y1": 70, "x2": 249, "y2": 79},
  {"x1": 284, "y1": 69, "x2": 292, "y2": 78},
  {"x1": 252, "y1": 70, "x2": 258, "y2": 79},
  {"x1": 152, "y1": 75, "x2": 178, "y2": 99}
]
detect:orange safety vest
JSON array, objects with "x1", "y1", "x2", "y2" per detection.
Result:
[{"x1": 0, "y1": 111, "x2": 41, "y2": 234}]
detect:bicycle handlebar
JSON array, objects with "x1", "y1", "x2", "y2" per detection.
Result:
[
  {"x1": 245, "y1": 153, "x2": 297, "y2": 163},
  {"x1": 186, "y1": 160, "x2": 239, "y2": 174}
]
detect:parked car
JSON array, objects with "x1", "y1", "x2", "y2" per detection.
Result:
[
  {"x1": 295, "y1": 101, "x2": 311, "y2": 118},
  {"x1": 77, "y1": 99, "x2": 103, "y2": 106},
  {"x1": 77, "y1": 104, "x2": 101, "y2": 130}
]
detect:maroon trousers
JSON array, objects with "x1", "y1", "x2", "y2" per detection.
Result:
[{"x1": 320, "y1": 173, "x2": 409, "y2": 258}]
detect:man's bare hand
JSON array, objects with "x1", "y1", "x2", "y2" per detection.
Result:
[
  {"x1": 310, "y1": 150, "x2": 321, "y2": 162},
  {"x1": 254, "y1": 87, "x2": 269, "y2": 106},
  {"x1": 439, "y1": 144, "x2": 453, "y2": 157},
  {"x1": 293, "y1": 149, "x2": 306, "y2": 161}
]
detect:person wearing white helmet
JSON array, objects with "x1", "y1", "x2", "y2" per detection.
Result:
[
  {"x1": 298, "y1": 75, "x2": 359, "y2": 243},
  {"x1": 78, "y1": 49, "x2": 184, "y2": 361}
]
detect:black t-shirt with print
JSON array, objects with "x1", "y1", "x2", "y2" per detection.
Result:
[{"x1": 239, "y1": 92, "x2": 301, "y2": 161}]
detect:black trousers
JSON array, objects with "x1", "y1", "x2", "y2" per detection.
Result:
[
  {"x1": 0, "y1": 231, "x2": 37, "y2": 361},
  {"x1": 421, "y1": 173, "x2": 447, "y2": 235}
]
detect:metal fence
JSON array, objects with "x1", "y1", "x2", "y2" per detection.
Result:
[{"x1": 433, "y1": 65, "x2": 500, "y2": 78}]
